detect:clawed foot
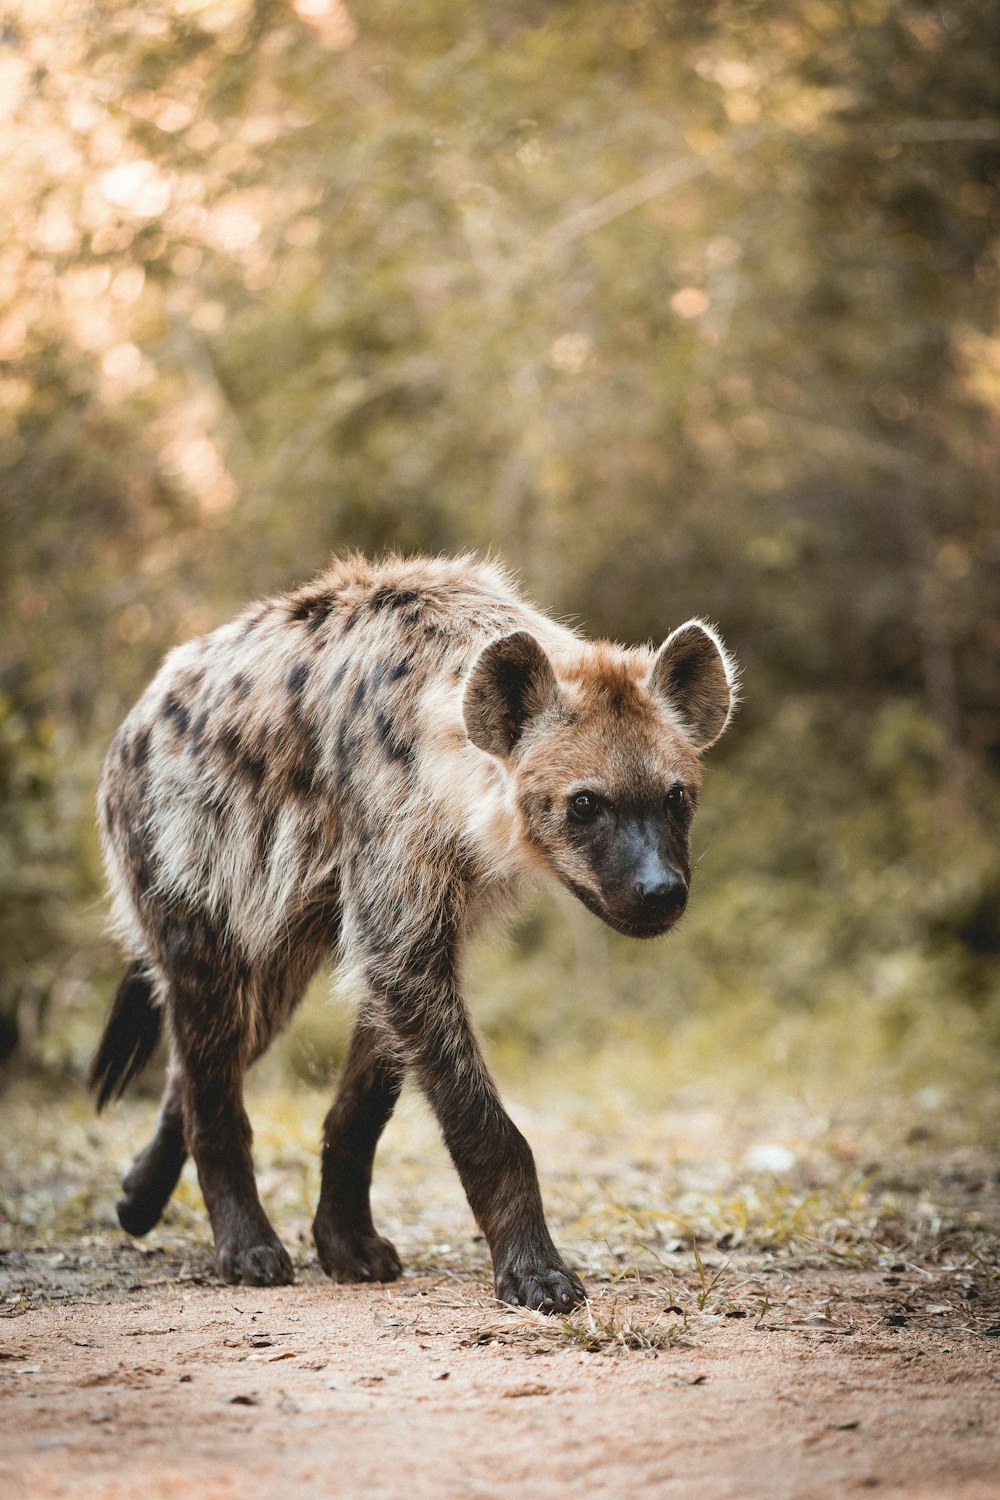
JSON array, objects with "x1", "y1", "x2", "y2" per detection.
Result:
[
  {"x1": 117, "y1": 1137, "x2": 187, "y2": 1238},
  {"x1": 313, "y1": 1218, "x2": 403, "y2": 1283},
  {"x1": 216, "y1": 1234, "x2": 294, "y2": 1287},
  {"x1": 495, "y1": 1256, "x2": 585, "y2": 1314}
]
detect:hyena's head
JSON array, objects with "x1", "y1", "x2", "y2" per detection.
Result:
[{"x1": 464, "y1": 623, "x2": 738, "y2": 938}]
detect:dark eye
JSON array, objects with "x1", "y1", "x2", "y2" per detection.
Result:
[
  {"x1": 569, "y1": 791, "x2": 601, "y2": 822},
  {"x1": 665, "y1": 784, "x2": 686, "y2": 810}
]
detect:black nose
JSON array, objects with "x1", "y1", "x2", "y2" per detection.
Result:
[{"x1": 635, "y1": 871, "x2": 687, "y2": 917}]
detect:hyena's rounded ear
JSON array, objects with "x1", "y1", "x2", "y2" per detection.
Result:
[
  {"x1": 464, "y1": 631, "x2": 559, "y2": 758},
  {"x1": 648, "y1": 620, "x2": 738, "y2": 750}
]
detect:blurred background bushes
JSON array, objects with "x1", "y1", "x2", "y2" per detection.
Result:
[{"x1": 1, "y1": 0, "x2": 998, "y2": 1087}]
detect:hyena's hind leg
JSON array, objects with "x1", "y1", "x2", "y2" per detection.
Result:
[
  {"x1": 313, "y1": 1016, "x2": 405, "y2": 1283},
  {"x1": 115, "y1": 952, "x2": 309, "y2": 1252},
  {"x1": 166, "y1": 928, "x2": 294, "y2": 1287},
  {"x1": 117, "y1": 1057, "x2": 187, "y2": 1237}
]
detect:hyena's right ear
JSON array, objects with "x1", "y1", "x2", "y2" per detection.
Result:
[{"x1": 464, "y1": 631, "x2": 559, "y2": 758}]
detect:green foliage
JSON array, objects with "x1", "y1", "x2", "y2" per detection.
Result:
[
  {"x1": 2, "y1": 0, "x2": 998, "y2": 1074},
  {"x1": 0, "y1": 695, "x2": 61, "y2": 1056}
]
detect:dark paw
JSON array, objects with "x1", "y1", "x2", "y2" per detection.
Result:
[
  {"x1": 117, "y1": 1190, "x2": 166, "y2": 1239},
  {"x1": 495, "y1": 1259, "x2": 585, "y2": 1314},
  {"x1": 117, "y1": 1146, "x2": 186, "y2": 1238},
  {"x1": 216, "y1": 1237, "x2": 295, "y2": 1287},
  {"x1": 313, "y1": 1219, "x2": 403, "y2": 1283}
]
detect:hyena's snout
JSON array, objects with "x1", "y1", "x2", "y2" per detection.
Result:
[
  {"x1": 617, "y1": 866, "x2": 688, "y2": 935},
  {"x1": 631, "y1": 861, "x2": 688, "y2": 925},
  {"x1": 601, "y1": 825, "x2": 689, "y2": 936}
]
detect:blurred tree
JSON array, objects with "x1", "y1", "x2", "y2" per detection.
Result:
[{"x1": 1, "y1": 0, "x2": 998, "y2": 1066}]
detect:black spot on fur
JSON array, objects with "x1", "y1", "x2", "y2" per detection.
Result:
[
  {"x1": 389, "y1": 657, "x2": 412, "y2": 683},
  {"x1": 329, "y1": 662, "x2": 348, "y2": 693},
  {"x1": 351, "y1": 677, "x2": 367, "y2": 714},
  {"x1": 287, "y1": 662, "x2": 310, "y2": 694},
  {"x1": 341, "y1": 609, "x2": 361, "y2": 634},
  {"x1": 190, "y1": 711, "x2": 209, "y2": 753},
  {"x1": 128, "y1": 834, "x2": 150, "y2": 895},
  {"x1": 374, "y1": 708, "x2": 416, "y2": 771},
  {"x1": 102, "y1": 792, "x2": 120, "y2": 833},
  {"x1": 388, "y1": 734, "x2": 416, "y2": 772},
  {"x1": 290, "y1": 591, "x2": 337, "y2": 631},
  {"x1": 292, "y1": 761, "x2": 317, "y2": 795},
  {"x1": 217, "y1": 724, "x2": 242, "y2": 762},
  {"x1": 367, "y1": 586, "x2": 393, "y2": 613},
  {"x1": 163, "y1": 694, "x2": 190, "y2": 736},
  {"x1": 125, "y1": 820, "x2": 158, "y2": 904},
  {"x1": 333, "y1": 719, "x2": 354, "y2": 805},
  {"x1": 242, "y1": 740, "x2": 268, "y2": 788},
  {"x1": 307, "y1": 604, "x2": 333, "y2": 634},
  {"x1": 290, "y1": 720, "x2": 322, "y2": 798},
  {"x1": 232, "y1": 673, "x2": 251, "y2": 701},
  {"x1": 217, "y1": 723, "x2": 267, "y2": 788},
  {"x1": 132, "y1": 727, "x2": 151, "y2": 769},
  {"x1": 368, "y1": 586, "x2": 421, "y2": 615}
]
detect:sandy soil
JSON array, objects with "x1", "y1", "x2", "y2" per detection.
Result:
[
  {"x1": 2, "y1": 1243, "x2": 998, "y2": 1500},
  {"x1": 3, "y1": 1075, "x2": 999, "y2": 1498}
]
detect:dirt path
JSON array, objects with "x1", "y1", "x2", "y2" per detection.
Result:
[
  {"x1": 2, "y1": 1079, "x2": 999, "y2": 1497},
  {"x1": 2, "y1": 1246, "x2": 998, "y2": 1500}
]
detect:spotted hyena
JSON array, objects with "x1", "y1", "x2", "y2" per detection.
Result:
[{"x1": 90, "y1": 553, "x2": 737, "y2": 1311}]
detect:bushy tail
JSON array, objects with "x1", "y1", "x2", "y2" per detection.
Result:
[{"x1": 87, "y1": 961, "x2": 162, "y2": 1111}]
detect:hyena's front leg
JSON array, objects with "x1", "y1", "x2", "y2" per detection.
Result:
[
  {"x1": 363, "y1": 924, "x2": 584, "y2": 1313},
  {"x1": 313, "y1": 1016, "x2": 405, "y2": 1283}
]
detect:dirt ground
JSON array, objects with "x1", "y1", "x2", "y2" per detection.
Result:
[{"x1": 1, "y1": 1078, "x2": 998, "y2": 1498}]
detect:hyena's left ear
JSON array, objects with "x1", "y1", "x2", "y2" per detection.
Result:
[
  {"x1": 464, "y1": 631, "x2": 559, "y2": 758},
  {"x1": 648, "y1": 620, "x2": 738, "y2": 750}
]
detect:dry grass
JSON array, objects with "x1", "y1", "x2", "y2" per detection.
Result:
[
  {"x1": 464, "y1": 1295, "x2": 694, "y2": 1355},
  {"x1": 2, "y1": 1027, "x2": 997, "y2": 1351}
]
